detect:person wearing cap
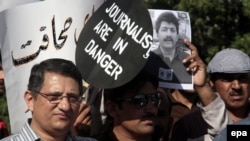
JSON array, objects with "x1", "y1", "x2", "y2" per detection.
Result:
[
  {"x1": 205, "y1": 48, "x2": 250, "y2": 141},
  {"x1": 171, "y1": 48, "x2": 250, "y2": 141},
  {"x1": 206, "y1": 48, "x2": 250, "y2": 122}
]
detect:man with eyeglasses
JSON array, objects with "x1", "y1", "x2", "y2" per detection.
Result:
[{"x1": 1, "y1": 58, "x2": 96, "y2": 141}]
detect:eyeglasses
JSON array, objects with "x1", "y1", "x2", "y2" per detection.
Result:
[
  {"x1": 34, "y1": 91, "x2": 83, "y2": 105},
  {"x1": 118, "y1": 93, "x2": 161, "y2": 109}
]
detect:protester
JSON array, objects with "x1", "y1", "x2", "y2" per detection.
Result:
[
  {"x1": 205, "y1": 48, "x2": 250, "y2": 140},
  {"x1": 171, "y1": 48, "x2": 250, "y2": 141},
  {"x1": 171, "y1": 108, "x2": 208, "y2": 141},
  {"x1": 151, "y1": 11, "x2": 192, "y2": 84},
  {"x1": 161, "y1": 39, "x2": 216, "y2": 141},
  {"x1": 167, "y1": 89, "x2": 199, "y2": 139},
  {"x1": 152, "y1": 88, "x2": 172, "y2": 141},
  {"x1": 1, "y1": 58, "x2": 96, "y2": 141},
  {"x1": 87, "y1": 39, "x2": 214, "y2": 141},
  {"x1": 88, "y1": 76, "x2": 172, "y2": 141},
  {"x1": 93, "y1": 68, "x2": 161, "y2": 141}
]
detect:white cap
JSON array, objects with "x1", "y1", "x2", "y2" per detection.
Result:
[{"x1": 207, "y1": 48, "x2": 250, "y2": 73}]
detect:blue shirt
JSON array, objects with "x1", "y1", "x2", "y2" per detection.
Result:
[{"x1": 1, "y1": 119, "x2": 97, "y2": 141}]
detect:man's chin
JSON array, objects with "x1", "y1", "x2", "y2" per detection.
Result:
[
  {"x1": 162, "y1": 42, "x2": 174, "y2": 48},
  {"x1": 52, "y1": 123, "x2": 72, "y2": 132},
  {"x1": 163, "y1": 45, "x2": 174, "y2": 49}
]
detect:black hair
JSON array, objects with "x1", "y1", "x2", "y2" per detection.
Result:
[
  {"x1": 155, "y1": 12, "x2": 179, "y2": 34},
  {"x1": 27, "y1": 58, "x2": 83, "y2": 97},
  {"x1": 104, "y1": 68, "x2": 158, "y2": 103}
]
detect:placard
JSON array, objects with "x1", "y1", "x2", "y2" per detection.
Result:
[
  {"x1": 146, "y1": 9, "x2": 193, "y2": 90},
  {"x1": 76, "y1": 0, "x2": 153, "y2": 88}
]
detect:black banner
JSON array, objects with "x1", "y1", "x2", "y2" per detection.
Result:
[{"x1": 76, "y1": 0, "x2": 153, "y2": 88}]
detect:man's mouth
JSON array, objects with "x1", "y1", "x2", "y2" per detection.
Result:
[{"x1": 229, "y1": 92, "x2": 244, "y2": 100}]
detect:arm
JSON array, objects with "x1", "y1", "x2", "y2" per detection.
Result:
[
  {"x1": 183, "y1": 39, "x2": 217, "y2": 106},
  {"x1": 198, "y1": 93, "x2": 232, "y2": 138},
  {"x1": 194, "y1": 83, "x2": 230, "y2": 138},
  {"x1": 183, "y1": 39, "x2": 231, "y2": 138}
]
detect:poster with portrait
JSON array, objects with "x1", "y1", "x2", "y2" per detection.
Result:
[
  {"x1": 146, "y1": 9, "x2": 193, "y2": 90},
  {"x1": 0, "y1": 0, "x2": 103, "y2": 133}
]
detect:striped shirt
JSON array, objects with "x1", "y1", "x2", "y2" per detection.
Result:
[{"x1": 1, "y1": 119, "x2": 97, "y2": 141}]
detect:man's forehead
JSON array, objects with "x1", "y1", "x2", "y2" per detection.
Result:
[{"x1": 160, "y1": 21, "x2": 177, "y2": 27}]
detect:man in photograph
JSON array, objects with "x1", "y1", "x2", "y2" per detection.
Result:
[{"x1": 150, "y1": 11, "x2": 192, "y2": 85}]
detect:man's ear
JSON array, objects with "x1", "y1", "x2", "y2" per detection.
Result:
[
  {"x1": 105, "y1": 100, "x2": 119, "y2": 118},
  {"x1": 24, "y1": 90, "x2": 34, "y2": 113},
  {"x1": 209, "y1": 80, "x2": 215, "y2": 91}
]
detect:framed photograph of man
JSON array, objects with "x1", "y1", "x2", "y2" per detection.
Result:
[{"x1": 146, "y1": 9, "x2": 193, "y2": 90}]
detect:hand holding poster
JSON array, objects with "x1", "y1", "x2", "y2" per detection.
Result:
[
  {"x1": 0, "y1": 0, "x2": 103, "y2": 133},
  {"x1": 76, "y1": 0, "x2": 153, "y2": 88}
]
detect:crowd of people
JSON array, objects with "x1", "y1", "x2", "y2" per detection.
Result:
[{"x1": 0, "y1": 10, "x2": 250, "y2": 141}]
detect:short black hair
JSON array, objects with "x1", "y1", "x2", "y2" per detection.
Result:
[
  {"x1": 28, "y1": 58, "x2": 83, "y2": 97},
  {"x1": 104, "y1": 68, "x2": 158, "y2": 103},
  {"x1": 155, "y1": 11, "x2": 179, "y2": 34}
]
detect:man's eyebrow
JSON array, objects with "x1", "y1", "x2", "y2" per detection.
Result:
[{"x1": 67, "y1": 92, "x2": 79, "y2": 95}]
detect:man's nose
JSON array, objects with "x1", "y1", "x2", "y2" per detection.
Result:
[
  {"x1": 231, "y1": 79, "x2": 241, "y2": 89},
  {"x1": 145, "y1": 99, "x2": 158, "y2": 115},
  {"x1": 58, "y1": 97, "x2": 71, "y2": 111},
  {"x1": 166, "y1": 30, "x2": 171, "y2": 35}
]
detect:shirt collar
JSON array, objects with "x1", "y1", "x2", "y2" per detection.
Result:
[
  {"x1": 22, "y1": 118, "x2": 74, "y2": 141},
  {"x1": 20, "y1": 118, "x2": 41, "y2": 141}
]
